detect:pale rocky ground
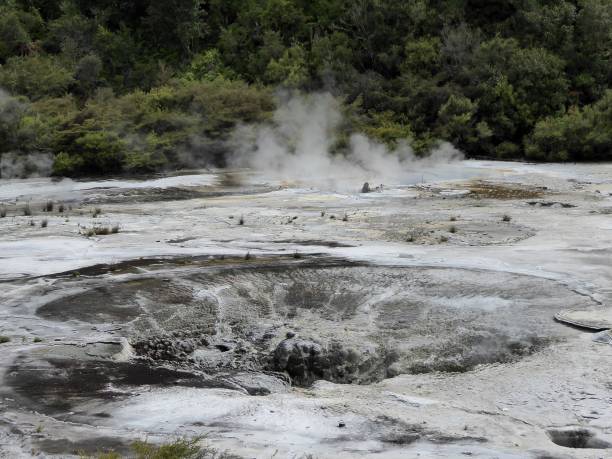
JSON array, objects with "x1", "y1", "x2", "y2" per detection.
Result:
[{"x1": 0, "y1": 160, "x2": 611, "y2": 458}]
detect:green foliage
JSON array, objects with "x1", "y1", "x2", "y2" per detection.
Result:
[
  {"x1": 183, "y1": 49, "x2": 235, "y2": 82},
  {"x1": 265, "y1": 43, "x2": 308, "y2": 87},
  {"x1": 0, "y1": 0, "x2": 609, "y2": 174},
  {"x1": 526, "y1": 90, "x2": 612, "y2": 161},
  {"x1": 0, "y1": 54, "x2": 73, "y2": 100},
  {"x1": 0, "y1": 10, "x2": 30, "y2": 61}
]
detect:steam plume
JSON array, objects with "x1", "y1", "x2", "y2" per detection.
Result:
[{"x1": 229, "y1": 92, "x2": 463, "y2": 190}]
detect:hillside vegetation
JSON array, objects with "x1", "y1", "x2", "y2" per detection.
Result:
[{"x1": 0, "y1": 0, "x2": 611, "y2": 177}]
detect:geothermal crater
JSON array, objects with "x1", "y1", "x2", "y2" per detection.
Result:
[{"x1": 26, "y1": 259, "x2": 592, "y2": 393}]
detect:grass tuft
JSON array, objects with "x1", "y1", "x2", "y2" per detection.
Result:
[
  {"x1": 502, "y1": 214, "x2": 512, "y2": 222},
  {"x1": 82, "y1": 226, "x2": 117, "y2": 237},
  {"x1": 23, "y1": 203, "x2": 32, "y2": 216},
  {"x1": 0, "y1": 207, "x2": 6, "y2": 218},
  {"x1": 0, "y1": 336, "x2": 10, "y2": 344},
  {"x1": 41, "y1": 219, "x2": 48, "y2": 228},
  {"x1": 93, "y1": 208, "x2": 102, "y2": 218},
  {"x1": 449, "y1": 225, "x2": 457, "y2": 233},
  {"x1": 238, "y1": 215, "x2": 244, "y2": 225},
  {"x1": 44, "y1": 201, "x2": 54, "y2": 212}
]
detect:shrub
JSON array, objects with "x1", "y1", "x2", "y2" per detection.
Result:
[{"x1": 0, "y1": 55, "x2": 73, "y2": 100}]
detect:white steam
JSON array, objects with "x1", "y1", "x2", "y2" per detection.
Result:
[
  {"x1": 230, "y1": 92, "x2": 463, "y2": 190},
  {"x1": 0, "y1": 152, "x2": 54, "y2": 179}
]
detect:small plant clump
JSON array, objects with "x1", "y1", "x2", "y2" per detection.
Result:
[
  {"x1": 320, "y1": 210, "x2": 326, "y2": 217},
  {"x1": 449, "y1": 225, "x2": 457, "y2": 233},
  {"x1": 0, "y1": 207, "x2": 6, "y2": 218},
  {"x1": 439, "y1": 235, "x2": 449, "y2": 243},
  {"x1": 33, "y1": 337, "x2": 42, "y2": 343},
  {"x1": 342, "y1": 213, "x2": 349, "y2": 222},
  {"x1": 44, "y1": 200, "x2": 54, "y2": 212},
  {"x1": 58, "y1": 203, "x2": 65, "y2": 213},
  {"x1": 93, "y1": 208, "x2": 102, "y2": 218},
  {"x1": 245, "y1": 251, "x2": 252, "y2": 260},
  {"x1": 0, "y1": 336, "x2": 10, "y2": 344},
  {"x1": 293, "y1": 251, "x2": 302, "y2": 259},
  {"x1": 23, "y1": 203, "x2": 32, "y2": 216},
  {"x1": 29, "y1": 219, "x2": 35, "y2": 226},
  {"x1": 450, "y1": 216, "x2": 457, "y2": 221},
  {"x1": 41, "y1": 219, "x2": 48, "y2": 228},
  {"x1": 84, "y1": 437, "x2": 231, "y2": 459},
  {"x1": 82, "y1": 226, "x2": 118, "y2": 237},
  {"x1": 238, "y1": 215, "x2": 244, "y2": 225},
  {"x1": 502, "y1": 214, "x2": 512, "y2": 222}
]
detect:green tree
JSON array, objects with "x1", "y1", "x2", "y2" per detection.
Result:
[{"x1": 0, "y1": 54, "x2": 73, "y2": 100}]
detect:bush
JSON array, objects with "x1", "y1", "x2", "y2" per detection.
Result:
[
  {"x1": 0, "y1": 55, "x2": 73, "y2": 100},
  {"x1": 526, "y1": 90, "x2": 612, "y2": 161}
]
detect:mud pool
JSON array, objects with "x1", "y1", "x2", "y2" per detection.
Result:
[{"x1": 1, "y1": 160, "x2": 612, "y2": 458}]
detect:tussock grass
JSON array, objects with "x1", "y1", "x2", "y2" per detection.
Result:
[
  {"x1": 0, "y1": 336, "x2": 10, "y2": 344},
  {"x1": 82, "y1": 225, "x2": 119, "y2": 237},
  {"x1": 44, "y1": 200, "x2": 54, "y2": 212},
  {"x1": 0, "y1": 207, "x2": 6, "y2": 218},
  {"x1": 502, "y1": 214, "x2": 512, "y2": 222},
  {"x1": 449, "y1": 225, "x2": 457, "y2": 233},
  {"x1": 23, "y1": 203, "x2": 32, "y2": 216},
  {"x1": 41, "y1": 219, "x2": 48, "y2": 228},
  {"x1": 84, "y1": 437, "x2": 240, "y2": 459}
]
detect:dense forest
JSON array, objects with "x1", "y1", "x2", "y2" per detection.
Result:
[{"x1": 0, "y1": 0, "x2": 611, "y2": 177}]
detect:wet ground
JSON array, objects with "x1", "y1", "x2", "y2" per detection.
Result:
[{"x1": 1, "y1": 161, "x2": 612, "y2": 458}]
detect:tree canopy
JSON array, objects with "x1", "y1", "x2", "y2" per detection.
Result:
[{"x1": 1, "y1": 0, "x2": 611, "y2": 176}]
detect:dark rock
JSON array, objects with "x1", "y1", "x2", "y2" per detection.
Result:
[{"x1": 271, "y1": 337, "x2": 390, "y2": 386}]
